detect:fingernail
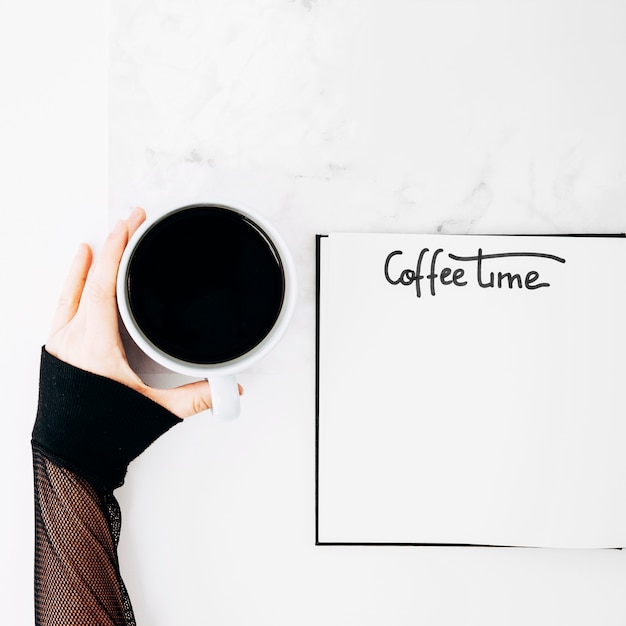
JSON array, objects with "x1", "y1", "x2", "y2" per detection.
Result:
[{"x1": 112, "y1": 219, "x2": 125, "y2": 235}]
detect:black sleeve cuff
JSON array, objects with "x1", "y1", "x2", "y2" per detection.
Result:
[{"x1": 32, "y1": 347, "x2": 183, "y2": 490}]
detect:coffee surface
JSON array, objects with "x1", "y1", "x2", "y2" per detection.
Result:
[{"x1": 127, "y1": 206, "x2": 285, "y2": 364}]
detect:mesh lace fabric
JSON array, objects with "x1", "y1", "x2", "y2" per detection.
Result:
[
  {"x1": 32, "y1": 348, "x2": 182, "y2": 626},
  {"x1": 33, "y1": 447, "x2": 136, "y2": 626}
]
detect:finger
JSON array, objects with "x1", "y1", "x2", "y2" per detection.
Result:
[
  {"x1": 84, "y1": 218, "x2": 128, "y2": 303},
  {"x1": 146, "y1": 381, "x2": 244, "y2": 419},
  {"x1": 84, "y1": 207, "x2": 146, "y2": 303},
  {"x1": 125, "y1": 206, "x2": 146, "y2": 239},
  {"x1": 48, "y1": 243, "x2": 93, "y2": 336}
]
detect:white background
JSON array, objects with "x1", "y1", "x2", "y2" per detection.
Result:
[{"x1": 3, "y1": 1, "x2": 626, "y2": 624}]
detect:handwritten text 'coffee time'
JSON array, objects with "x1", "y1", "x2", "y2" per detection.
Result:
[{"x1": 384, "y1": 248, "x2": 566, "y2": 298}]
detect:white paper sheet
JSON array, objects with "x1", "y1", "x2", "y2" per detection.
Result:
[{"x1": 317, "y1": 233, "x2": 626, "y2": 548}]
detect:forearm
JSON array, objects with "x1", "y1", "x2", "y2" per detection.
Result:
[
  {"x1": 32, "y1": 348, "x2": 181, "y2": 626},
  {"x1": 33, "y1": 447, "x2": 132, "y2": 625}
]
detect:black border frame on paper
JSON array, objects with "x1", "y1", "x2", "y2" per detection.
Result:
[{"x1": 315, "y1": 232, "x2": 625, "y2": 549}]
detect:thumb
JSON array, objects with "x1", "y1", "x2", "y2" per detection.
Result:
[{"x1": 146, "y1": 380, "x2": 243, "y2": 419}]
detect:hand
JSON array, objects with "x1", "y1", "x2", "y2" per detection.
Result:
[{"x1": 45, "y1": 207, "x2": 241, "y2": 418}]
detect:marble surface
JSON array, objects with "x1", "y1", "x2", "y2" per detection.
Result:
[
  {"x1": 108, "y1": 2, "x2": 626, "y2": 625},
  {"x1": 4, "y1": 0, "x2": 626, "y2": 624}
]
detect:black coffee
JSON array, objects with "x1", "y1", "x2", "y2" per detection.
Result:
[{"x1": 126, "y1": 206, "x2": 285, "y2": 364}]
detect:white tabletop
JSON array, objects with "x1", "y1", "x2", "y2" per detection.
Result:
[{"x1": 3, "y1": 1, "x2": 626, "y2": 624}]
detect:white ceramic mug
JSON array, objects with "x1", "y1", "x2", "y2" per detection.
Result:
[{"x1": 117, "y1": 202, "x2": 297, "y2": 420}]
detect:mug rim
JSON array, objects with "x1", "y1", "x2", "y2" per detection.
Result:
[{"x1": 116, "y1": 201, "x2": 297, "y2": 377}]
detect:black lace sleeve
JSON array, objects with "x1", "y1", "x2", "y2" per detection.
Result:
[{"x1": 32, "y1": 348, "x2": 182, "y2": 626}]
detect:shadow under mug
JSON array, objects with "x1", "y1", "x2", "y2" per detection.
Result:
[{"x1": 117, "y1": 202, "x2": 297, "y2": 419}]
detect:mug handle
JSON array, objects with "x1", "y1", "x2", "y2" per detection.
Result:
[{"x1": 207, "y1": 375, "x2": 240, "y2": 420}]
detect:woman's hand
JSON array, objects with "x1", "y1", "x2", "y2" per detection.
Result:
[{"x1": 45, "y1": 207, "x2": 240, "y2": 418}]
